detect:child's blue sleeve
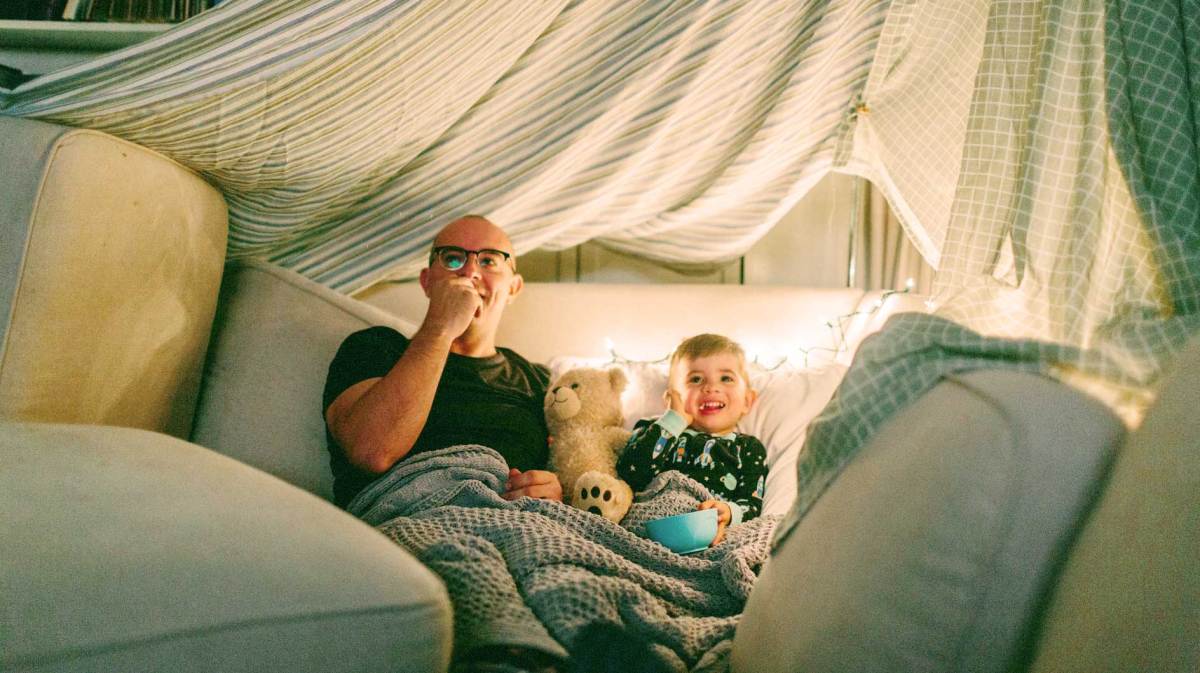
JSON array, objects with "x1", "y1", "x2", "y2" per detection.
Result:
[
  {"x1": 726, "y1": 501, "x2": 744, "y2": 527},
  {"x1": 654, "y1": 409, "x2": 688, "y2": 436}
]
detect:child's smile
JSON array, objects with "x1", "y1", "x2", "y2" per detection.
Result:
[{"x1": 675, "y1": 352, "x2": 756, "y2": 435}]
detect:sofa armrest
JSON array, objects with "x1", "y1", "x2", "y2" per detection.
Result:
[
  {"x1": 0, "y1": 116, "x2": 227, "y2": 439},
  {"x1": 0, "y1": 422, "x2": 451, "y2": 673},
  {"x1": 1028, "y1": 336, "x2": 1200, "y2": 673},
  {"x1": 733, "y1": 369, "x2": 1123, "y2": 673}
]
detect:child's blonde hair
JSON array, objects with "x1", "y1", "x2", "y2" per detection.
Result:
[{"x1": 670, "y1": 334, "x2": 750, "y2": 380}]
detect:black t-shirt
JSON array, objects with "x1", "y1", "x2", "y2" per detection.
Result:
[{"x1": 323, "y1": 326, "x2": 550, "y2": 508}]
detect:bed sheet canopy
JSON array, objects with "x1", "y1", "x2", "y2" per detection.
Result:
[{"x1": 2, "y1": 0, "x2": 1197, "y2": 404}]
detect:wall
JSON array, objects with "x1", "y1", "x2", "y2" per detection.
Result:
[
  {"x1": 519, "y1": 173, "x2": 861, "y2": 286},
  {"x1": 0, "y1": 20, "x2": 169, "y2": 78}
]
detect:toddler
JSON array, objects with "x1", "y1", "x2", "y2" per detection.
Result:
[{"x1": 617, "y1": 334, "x2": 766, "y2": 546}]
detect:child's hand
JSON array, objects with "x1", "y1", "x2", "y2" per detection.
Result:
[
  {"x1": 698, "y1": 500, "x2": 731, "y2": 546},
  {"x1": 663, "y1": 385, "x2": 693, "y2": 427}
]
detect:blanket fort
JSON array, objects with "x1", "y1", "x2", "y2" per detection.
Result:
[{"x1": 347, "y1": 445, "x2": 779, "y2": 671}]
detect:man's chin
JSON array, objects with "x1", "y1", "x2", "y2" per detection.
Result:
[{"x1": 462, "y1": 313, "x2": 499, "y2": 337}]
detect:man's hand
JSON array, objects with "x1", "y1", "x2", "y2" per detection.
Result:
[
  {"x1": 421, "y1": 276, "x2": 482, "y2": 340},
  {"x1": 503, "y1": 468, "x2": 563, "y2": 502},
  {"x1": 698, "y1": 499, "x2": 731, "y2": 546}
]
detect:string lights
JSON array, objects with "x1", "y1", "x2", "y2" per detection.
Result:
[{"x1": 602, "y1": 280, "x2": 922, "y2": 371}]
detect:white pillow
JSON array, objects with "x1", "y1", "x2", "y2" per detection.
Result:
[
  {"x1": 743, "y1": 364, "x2": 846, "y2": 516},
  {"x1": 546, "y1": 356, "x2": 847, "y2": 518}
]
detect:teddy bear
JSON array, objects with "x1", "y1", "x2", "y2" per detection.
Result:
[{"x1": 544, "y1": 367, "x2": 634, "y2": 523}]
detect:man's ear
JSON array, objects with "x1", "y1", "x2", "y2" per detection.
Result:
[
  {"x1": 418, "y1": 267, "x2": 432, "y2": 297},
  {"x1": 506, "y1": 272, "x2": 524, "y2": 303}
]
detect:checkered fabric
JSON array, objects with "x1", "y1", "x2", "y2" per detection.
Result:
[
  {"x1": 1104, "y1": 0, "x2": 1200, "y2": 314},
  {"x1": 787, "y1": 0, "x2": 1199, "y2": 534}
]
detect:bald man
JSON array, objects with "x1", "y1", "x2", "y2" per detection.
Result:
[{"x1": 323, "y1": 215, "x2": 562, "y2": 508}]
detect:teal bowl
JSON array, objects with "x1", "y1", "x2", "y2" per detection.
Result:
[{"x1": 645, "y1": 508, "x2": 718, "y2": 554}]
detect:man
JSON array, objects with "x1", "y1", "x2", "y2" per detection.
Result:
[{"x1": 323, "y1": 215, "x2": 563, "y2": 508}]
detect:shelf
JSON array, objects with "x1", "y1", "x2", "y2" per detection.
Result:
[{"x1": 0, "y1": 19, "x2": 170, "y2": 51}]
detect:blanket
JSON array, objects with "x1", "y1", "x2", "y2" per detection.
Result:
[{"x1": 347, "y1": 445, "x2": 779, "y2": 672}]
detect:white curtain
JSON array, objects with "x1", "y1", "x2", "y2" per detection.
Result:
[{"x1": 851, "y1": 178, "x2": 934, "y2": 294}]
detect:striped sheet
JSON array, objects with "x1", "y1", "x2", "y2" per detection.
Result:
[{"x1": 1, "y1": 0, "x2": 887, "y2": 293}]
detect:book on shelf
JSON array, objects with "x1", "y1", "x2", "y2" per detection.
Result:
[
  {"x1": 0, "y1": 0, "x2": 69, "y2": 20},
  {"x1": 0, "y1": 0, "x2": 221, "y2": 22},
  {"x1": 0, "y1": 63, "x2": 38, "y2": 89}
]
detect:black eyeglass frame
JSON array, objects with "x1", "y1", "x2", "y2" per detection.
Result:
[{"x1": 428, "y1": 245, "x2": 515, "y2": 271}]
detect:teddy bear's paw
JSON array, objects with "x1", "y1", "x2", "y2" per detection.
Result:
[{"x1": 574, "y1": 471, "x2": 633, "y2": 523}]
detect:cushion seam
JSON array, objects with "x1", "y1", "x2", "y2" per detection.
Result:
[{"x1": 0, "y1": 130, "x2": 73, "y2": 393}]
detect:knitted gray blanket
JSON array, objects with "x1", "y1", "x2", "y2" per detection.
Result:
[{"x1": 347, "y1": 445, "x2": 779, "y2": 672}]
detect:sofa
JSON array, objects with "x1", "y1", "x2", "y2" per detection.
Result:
[{"x1": 1, "y1": 115, "x2": 1196, "y2": 673}]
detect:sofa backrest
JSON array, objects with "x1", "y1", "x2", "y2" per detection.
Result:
[
  {"x1": 190, "y1": 260, "x2": 416, "y2": 500},
  {"x1": 358, "y1": 281, "x2": 929, "y2": 365},
  {"x1": 193, "y1": 263, "x2": 928, "y2": 502},
  {"x1": 0, "y1": 116, "x2": 228, "y2": 439}
]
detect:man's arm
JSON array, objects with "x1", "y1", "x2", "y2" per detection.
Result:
[{"x1": 325, "y1": 276, "x2": 480, "y2": 474}]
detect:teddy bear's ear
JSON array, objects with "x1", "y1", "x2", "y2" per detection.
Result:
[
  {"x1": 552, "y1": 368, "x2": 580, "y2": 388},
  {"x1": 607, "y1": 367, "x2": 628, "y2": 393}
]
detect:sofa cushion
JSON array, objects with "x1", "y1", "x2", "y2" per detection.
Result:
[
  {"x1": 0, "y1": 422, "x2": 450, "y2": 673},
  {"x1": 191, "y1": 260, "x2": 417, "y2": 500},
  {"x1": 732, "y1": 369, "x2": 1123, "y2": 673},
  {"x1": 1028, "y1": 336, "x2": 1200, "y2": 673},
  {"x1": 0, "y1": 116, "x2": 228, "y2": 438}
]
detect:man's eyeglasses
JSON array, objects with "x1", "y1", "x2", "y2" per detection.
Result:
[{"x1": 429, "y1": 246, "x2": 514, "y2": 273}]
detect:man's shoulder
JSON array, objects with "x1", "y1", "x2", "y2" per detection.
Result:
[
  {"x1": 327, "y1": 324, "x2": 409, "y2": 374},
  {"x1": 350, "y1": 324, "x2": 408, "y2": 341},
  {"x1": 324, "y1": 325, "x2": 410, "y2": 410},
  {"x1": 340, "y1": 324, "x2": 410, "y2": 350}
]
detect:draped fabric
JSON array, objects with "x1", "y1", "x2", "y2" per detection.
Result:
[
  {"x1": 0, "y1": 0, "x2": 887, "y2": 292},
  {"x1": 834, "y1": 0, "x2": 1199, "y2": 399},
  {"x1": 1, "y1": 0, "x2": 1197, "y2": 392},
  {"x1": 1104, "y1": 0, "x2": 1200, "y2": 315}
]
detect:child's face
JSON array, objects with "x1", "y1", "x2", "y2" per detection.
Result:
[{"x1": 672, "y1": 352, "x2": 756, "y2": 436}]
